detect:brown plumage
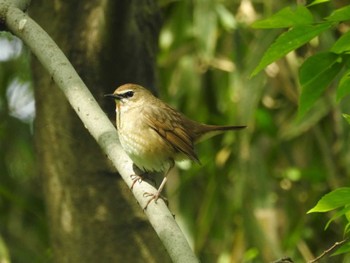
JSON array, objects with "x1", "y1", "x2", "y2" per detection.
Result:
[{"x1": 105, "y1": 83, "x2": 246, "y2": 208}]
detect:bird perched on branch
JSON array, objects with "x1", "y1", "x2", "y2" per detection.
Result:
[{"x1": 105, "y1": 83, "x2": 246, "y2": 209}]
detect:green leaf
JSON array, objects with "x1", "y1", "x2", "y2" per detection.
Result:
[
  {"x1": 298, "y1": 52, "x2": 342, "y2": 117},
  {"x1": 307, "y1": 0, "x2": 330, "y2": 7},
  {"x1": 325, "y1": 205, "x2": 350, "y2": 230},
  {"x1": 252, "y1": 5, "x2": 313, "y2": 29},
  {"x1": 252, "y1": 23, "x2": 332, "y2": 76},
  {"x1": 326, "y1": 5, "x2": 350, "y2": 22},
  {"x1": 308, "y1": 188, "x2": 350, "y2": 213},
  {"x1": 345, "y1": 222, "x2": 350, "y2": 234},
  {"x1": 343, "y1": 114, "x2": 350, "y2": 124},
  {"x1": 332, "y1": 241, "x2": 350, "y2": 256},
  {"x1": 337, "y1": 69, "x2": 350, "y2": 101},
  {"x1": 331, "y1": 31, "x2": 350, "y2": 54}
]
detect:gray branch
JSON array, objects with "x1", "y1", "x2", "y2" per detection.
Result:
[{"x1": 0, "y1": 1, "x2": 199, "y2": 262}]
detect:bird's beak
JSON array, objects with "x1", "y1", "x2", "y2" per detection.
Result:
[{"x1": 104, "y1": 94, "x2": 121, "y2": 100}]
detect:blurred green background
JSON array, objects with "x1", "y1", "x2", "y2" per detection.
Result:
[{"x1": 1, "y1": 0, "x2": 350, "y2": 262}]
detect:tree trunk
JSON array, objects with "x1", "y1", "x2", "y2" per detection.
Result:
[{"x1": 30, "y1": 1, "x2": 170, "y2": 262}]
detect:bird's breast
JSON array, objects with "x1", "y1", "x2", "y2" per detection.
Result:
[{"x1": 116, "y1": 107, "x2": 175, "y2": 172}]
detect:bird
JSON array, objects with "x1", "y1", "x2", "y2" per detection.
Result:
[{"x1": 105, "y1": 83, "x2": 246, "y2": 209}]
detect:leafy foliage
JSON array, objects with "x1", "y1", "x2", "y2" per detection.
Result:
[
  {"x1": 159, "y1": 0, "x2": 350, "y2": 262},
  {"x1": 299, "y1": 52, "x2": 343, "y2": 116},
  {"x1": 308, "y1": 187, "x2": 350, "y2": 255},
  {"x1": 252, "y1": 1, "x2": 350, "y2": 259},
  {"x1": 252, "y1": 23, "x2": 333, "y2": 77},
  {"x1": 252, "y1": 3, "x2": 350, "y2": 118}
]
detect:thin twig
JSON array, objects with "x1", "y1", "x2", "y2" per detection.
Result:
[{"x1": 308, "y1": 238, "x2": 348, "y2": 263}]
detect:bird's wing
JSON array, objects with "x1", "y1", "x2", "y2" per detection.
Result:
[{"x1": 142, "y1": 105, "x2": 199, "y2": 163}]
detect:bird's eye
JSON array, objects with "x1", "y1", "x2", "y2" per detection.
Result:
[{"x1": 124, "y1": 91, "x2": 134, "y2": 98}]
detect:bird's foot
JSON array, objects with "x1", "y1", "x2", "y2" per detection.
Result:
[
  {"x1": 130, "y1": 172, "x2": 155, "y2": 190},
  {"x1": 130, "y1": 174, "x2": 143, "y2": 190},
  {"x1": 143, "y1": 192, "x2": 168, "y2": 210}
]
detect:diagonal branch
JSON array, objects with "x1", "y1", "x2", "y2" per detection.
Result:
[
  {"x1": 0, "y1": 1, "x2": 199, "y2": 262},
  {"x1": 308, "y1": 238, "x2": 348, "y2": 263}
]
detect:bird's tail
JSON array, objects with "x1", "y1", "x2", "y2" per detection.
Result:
[{"x1": 194, "y1": 124, "x2": 246, "y2": 143}]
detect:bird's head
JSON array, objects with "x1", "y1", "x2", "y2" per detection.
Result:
[{"x1": 105, "y1": 84, "x2": 154, "y2": 107}]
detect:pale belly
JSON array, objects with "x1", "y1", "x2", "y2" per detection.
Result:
[{"x1": 118, "y1": 127, "x2": 175, "y2": 172}]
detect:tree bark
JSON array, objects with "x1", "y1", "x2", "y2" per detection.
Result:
[{"x1": 30, "y1": 1, "x2": 170, "y2": 262}]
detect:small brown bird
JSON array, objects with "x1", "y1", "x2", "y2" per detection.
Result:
[{"x1": 105, "y1": 84, "x2": 246, "y2": 209}]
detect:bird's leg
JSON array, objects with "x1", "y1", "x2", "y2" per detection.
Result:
[{"x1": 143, "y1": 161, "x2": 174, "y2": 209}]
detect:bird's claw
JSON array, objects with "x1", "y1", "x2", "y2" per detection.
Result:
[
  {"x1": 130, "y1": 173, "x2": 156, "y2": 190},
  {"x1": 130, "y1": 174, "x2": 143, "y2": 190},
  {"x1": 143, "y1": 192, "x2": 168, "y2": 210}
]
